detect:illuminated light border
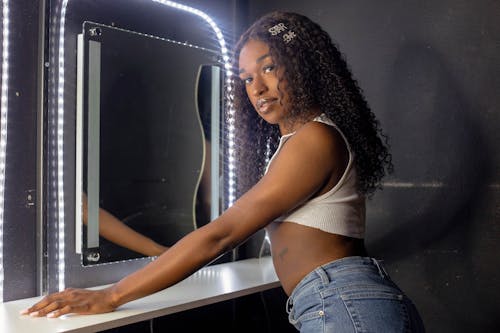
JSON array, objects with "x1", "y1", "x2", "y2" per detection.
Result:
[
  {"x1": 56, "y1": 0, "x2": 234, "y2": 291},
  {"x1": 151, "y1": 1, "x2": 236, "y2": 206},
  {"x1": 0, "y1": 0, "x2": 10, "y2": 303}
]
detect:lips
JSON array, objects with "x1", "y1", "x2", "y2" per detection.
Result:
[{"x1": 256, "y1": 97, "x2": 277, "y2": 113}]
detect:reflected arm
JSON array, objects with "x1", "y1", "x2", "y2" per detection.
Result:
[{"x1": 82, "y1": 194, "x2": 168, "y2": 257}]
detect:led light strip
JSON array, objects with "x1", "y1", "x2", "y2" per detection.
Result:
[
  {"x1": 0, "y1": 0, "x2": 10, "y2": 303},
  {"x1": 56, "y1": 0, "x2": 233, "y2": 291},
  {"x1": 57, "y1": 0, "x2": 69, "y2": 292},
  {"x1": 151, "y1": 1, "x2": 236, "y2": 206}
]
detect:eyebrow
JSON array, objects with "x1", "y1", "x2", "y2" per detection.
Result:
[{"x1": 239, "y1": 53, "x2": 271, "y2": 74}]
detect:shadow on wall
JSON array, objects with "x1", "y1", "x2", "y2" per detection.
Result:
[
  {"x1": 366, "y1": 41, "x2": 496, "y2": 330},
  {"x1": 370, "y1": 41, "x2": 492, "y2": 256}
]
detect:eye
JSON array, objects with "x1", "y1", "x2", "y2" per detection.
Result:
[
  {"x1": 263, "y1": 64, "x2": 275, "y2": 73},
  {"x1": 240, "y1": 76, "x2": 253, "y2": 85}
]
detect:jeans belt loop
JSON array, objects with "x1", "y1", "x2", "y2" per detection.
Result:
[
  {"x1": 285, "y1": 296, "x2": 293, "y2": 314},
  {"x1": 316, "y1": 266, "x2": 330, "y2": 285},
  {"x1": 372, "y1": 258, "x2": 388, "y2": 278}
]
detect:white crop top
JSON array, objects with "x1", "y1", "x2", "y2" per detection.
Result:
[{"x1": 266, "y1": 113, "x2": 366, "y2": 239}]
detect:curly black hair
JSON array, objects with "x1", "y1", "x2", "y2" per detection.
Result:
[{"x1": 230, "y1": 11, "x2": 392, "y2": 198}]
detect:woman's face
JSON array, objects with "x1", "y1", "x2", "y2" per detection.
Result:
[{"x1": 238, "y1": 39, "x2": 292, "y2": 132}]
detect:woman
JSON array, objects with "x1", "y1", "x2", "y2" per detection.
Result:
[{"x1": 23, "y1": 11, "x2": 424, "y2": 332}]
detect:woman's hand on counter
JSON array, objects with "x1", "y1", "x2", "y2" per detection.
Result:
[{"x1": 20, "y1": 287, "x2": 117, "y2": 318}]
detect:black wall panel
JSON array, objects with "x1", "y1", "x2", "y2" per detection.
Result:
[{"x1": 3, "y1": 0, "x2": 42, "y2": 301}]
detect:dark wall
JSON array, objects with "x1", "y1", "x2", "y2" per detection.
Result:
[
  {"x1": 239, "y1": 1, "x2": 500, "y2": 332},
  {"x1": 2, "y1": 0, "x2": 43, "y2": 301}
]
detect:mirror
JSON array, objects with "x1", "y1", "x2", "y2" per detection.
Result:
[{"x1": 76, "y1": 22, "x2": 223, "y2": 265}]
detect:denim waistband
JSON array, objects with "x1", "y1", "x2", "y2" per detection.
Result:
[{"x1": 287, "y1": 256, "x2": 389, "y2": 307}]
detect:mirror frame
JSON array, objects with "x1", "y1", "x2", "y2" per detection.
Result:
[{"x1": 76, "y1": 21, "x2": 224, "y2": 264}]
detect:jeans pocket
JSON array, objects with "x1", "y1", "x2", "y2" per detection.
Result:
[
  {"x1": 290, "y1": 308, "x2": 325, "y2": 332},
  {"x1": 340, "y1": 287, "x2": 411, "y2": 333},
  {"x1": 288, "y1": 294, "x2": 325, "y2": 332}
]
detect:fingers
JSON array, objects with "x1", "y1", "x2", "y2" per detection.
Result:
[
  {"x1": 21, "y1": 296, "x2": 67, "y2": 317},
  {"x1": 20, "y1": 293, "x2": 60, "y2": 316},
  {"x1": 20, "y1": 288, "x2": 115, "y2": 317},
  {"x1": 47, "y1": 305, "x2": 75, "y2": 318},
  {"x1": 30, "y1": 300, "x2": 64, "y2": 317}
]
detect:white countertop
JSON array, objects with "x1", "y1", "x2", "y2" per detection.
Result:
[{"x1": 0, "y1": 257, "x2": 280, "y2": 333}]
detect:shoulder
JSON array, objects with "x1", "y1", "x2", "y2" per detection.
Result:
[
  {"x1": 268, "y1": 119, "x2": 348, "y2": 180},
  {"x1": 288, "y1": 119, "x2": 347, "y2": 157}
]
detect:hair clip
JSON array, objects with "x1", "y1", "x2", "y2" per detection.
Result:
[
  {"x1": 269, "y1": 22, "x2": 297, "y2": 44},
  {"x1": 268, "y1": 23, "x2": 287, "y2": 36},
  {"x1": 282, "y1": 31, "x2": 296, "y2": 43}
]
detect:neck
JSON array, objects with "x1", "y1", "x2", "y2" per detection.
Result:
[{"x1": 278, "y1": 108, "x2": 322, "y2": 136}]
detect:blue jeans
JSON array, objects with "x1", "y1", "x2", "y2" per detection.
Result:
[{"x1": 286, "y1": 256, "x2": 425, "y2": 332}]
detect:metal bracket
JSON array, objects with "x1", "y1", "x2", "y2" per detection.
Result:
[{"x1": 25, "y1": 189, "x2": 36, "y2": 208}]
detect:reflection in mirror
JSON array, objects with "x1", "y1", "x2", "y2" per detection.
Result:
[{"x1": 76, "y1": 22, "x2": 223, "y2": 265}]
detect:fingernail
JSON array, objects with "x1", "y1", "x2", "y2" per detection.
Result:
[
  {"x1": 20, "y1": 309, "x2": 28, "y2": 315},
  {"x1": 29, "y1": 311, "x2": 39, "y2": 317},
  {"x1": 47, "y1": 312, "x2": 55, "y2": 318}
]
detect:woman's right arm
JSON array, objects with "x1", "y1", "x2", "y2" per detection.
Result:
[
  {"x1": 23, "y1": 122, "x2": 342, "y2": 317},
  {"x1": 23, "y1": 201, "x2": 269, "y2": 317}
]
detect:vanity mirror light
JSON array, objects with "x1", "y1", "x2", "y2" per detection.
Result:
[
  {"x1": 47, "y1": 0, "x2": 235, "y2": 292},
  {"x1": 0, "y1": 0, "x2": 10, "y2": 303},
  {"x1": 75, "y1": 22, "x2": 224, "y2": 265}
]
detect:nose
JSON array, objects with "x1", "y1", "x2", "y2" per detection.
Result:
[{"x1": 251, "y1": 76, "x2": 268, "y2": 96}]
